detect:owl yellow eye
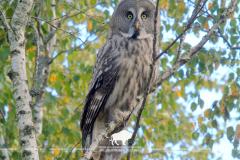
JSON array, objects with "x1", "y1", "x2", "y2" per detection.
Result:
[
  {"x1": 126, "y1": 12, "x2": 133, "y2": 19},
  {"x1": 141, "y1": 13, "x2": 147, "y2": 19}
]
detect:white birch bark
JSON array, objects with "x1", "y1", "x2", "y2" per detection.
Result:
[{"x1": 0, "y1": 0, "x2": 39, "y2": 159}]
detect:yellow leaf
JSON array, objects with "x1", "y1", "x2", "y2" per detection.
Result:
[
  {"x1": 27, "y1": 46, "x2": 36, "y2": 53},
  {"x1": 45, "y1": 158, "x2": 51, "y2": 160},
  {"x1": 8, "y1": 105, "x2": 12, "y2": 111},
  {"x1": 162, "y1": 119, "x2": 166, "y2": 125},
  {"x1": 231, "y1": 85, "x2": 239, "y2": 96},
  {"x1": 71, "y1": 153, "x2": 76, "y2": 158},
  {"x1": 204, "y1": 109, "x2": 211, "y2": 117},
  {"x1": 8, "y1": 55, "x2": 11, "y2": 61},
  {"x1": 198, "y1": 116, "x2": 204, "y2": 127},
  {"x1": 190, "y1": 122, "x2": 196, "y2": 128},
  {"x1": 178, "y1": 3, "x2": 185, "y2": 10},
  {"x1": 157, "y1": 141, "x2": 165, "y2": 146},
  {"x1": 219, "y1": 99, "x2": 226, "y2": 113},
  {"x1": 204, "y1": 21, "x2": 209, "y2": 30},
  {"x1": 66, "y1": 97, "x2": 70, "y2": 102},
  {"x1": 162, "y1": 2, "x2": 169, "y2": 8},
  {"x1": 235, "y1": 124, "x2": 240, "y2": 140},
  {"x1": 214, "y1": 61, "x2": 219, "y2": 70},
  {"x1": 175, "y1": 88, "x2": 183, "y2": 97},
  {"x1": 147, "y1": 127, "x2": 152, "y2": 132},
  {"x1": 53, "y1": 149, "x2": 60, "y2": 156},
  {"x1": 50, "y1": 74, "x2": 56, "y2": 82},
  {"x1": 229, "y1": 13, "x2": 234, "y2": 19},
  {"x1": 80, "y1": 152, "x2": 83, "y2": 156},
  {"x1": 43, "y1": 49, "x2": 46, "y2": 57},
  {"x1": 145, "y1": 133, "x2": 150, "y2": 142},
  {"x1": 208, "y1": 2, "x2": 213, "y2": 9},
  {"x1": 87, "y1": 19, "x2": 93, "y2": 31}
]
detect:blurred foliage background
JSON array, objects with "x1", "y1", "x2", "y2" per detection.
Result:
[{"x1": 0, "y1": 0, "x2": 240, "y2": 159}]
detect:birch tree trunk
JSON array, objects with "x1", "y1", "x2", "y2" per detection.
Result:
[{"x1": 0, "y1": 0, "x2": 39, "y2": 159}]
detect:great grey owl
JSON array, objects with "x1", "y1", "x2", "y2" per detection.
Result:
[{"x1": 80, "y1": 0, "x2": 160, "y2": 159}]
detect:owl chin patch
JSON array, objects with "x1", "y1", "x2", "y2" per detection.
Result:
[
  {"x1": 119, "y1": 29, "x2": 153, "y2": 40},
  {"x1": 131, "y1": 30, "x2": 140, "y2": 39}
]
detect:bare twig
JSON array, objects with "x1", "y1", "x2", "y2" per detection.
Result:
[
  {"x1": 155, "y1": 0, "x2": 208, "y2": 60},
  {"x1": 174, "y1": 0, "x2": 204, "y2": 64},
  {"x1": 61, "y1": 0, "x2": 105, "y2": 24},
  {"x1": 0, "y1": 5, "x2": 11, "y2": 32},
  {"x1": 31, "y1": 16, "x2": 84, "y2": 43},
  {"x1": 48, "y1": 24, "x2": 108, "y2": 64},
  {"x1": 0, "y1": 109, "x2": 5, "y2": 121},
  {"x1": 153, "y1": 0, "x2": 237, "y2": 89},
  {"x1": 65, "y1": 139, "x2": 82, "y2": 160},
  {"x1": 218, "y1": 28, "x2": 240, "y2": 50},
  {"x1": 27, "y1": 20, "x2": 40, "y2": 98},
  {"x1": 44, "y1": 0, "x2": 80, "y2": 44}
]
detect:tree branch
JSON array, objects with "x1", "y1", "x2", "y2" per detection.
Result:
[
  {"x1": 31, "y1": 16, "x2": 84, "y2": 43},
  {"x1": 0, "y1": 5, "x2": 11, "y2": 32},
  {"x1": 44, "y1": 0, "x2": 80, "y2": 44},
  {"x1": 218, "y1": 28, "x2": 240, "y2": 50},
  {"x1": 27, "y1": 20, "x2": 40, "y2": 98},
  {"x1": 154, "y1": 0, "x2": 207, "y2": 61},
  {"x1": 48, "y1": 24, "x2": 108, "y2": 64},
  {"x1": 153, "y1": 0, "x2": 237, "y2": 89},
  {"x1": 175, "y1": 0, "x2": 204, "y2": 64},
  {"x1": 60, "y1": 0, "x2": 105, "y2": 24}
]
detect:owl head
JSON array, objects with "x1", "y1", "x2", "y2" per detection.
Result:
[{"x1": 109, "y1": 0, "x2": 160, "y2": 40}]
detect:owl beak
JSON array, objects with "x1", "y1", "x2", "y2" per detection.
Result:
[{"x1": 135, "y1": 21, "x2": 139, "y2": 30}]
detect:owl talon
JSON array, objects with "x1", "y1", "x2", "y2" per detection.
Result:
[{"x1": 109, "y1": 109, "x2": 131, "y2": 124}]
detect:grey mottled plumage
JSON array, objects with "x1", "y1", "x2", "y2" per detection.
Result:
[{"x1": 80, "y1": 0, "x2": 160, "y2": 159}]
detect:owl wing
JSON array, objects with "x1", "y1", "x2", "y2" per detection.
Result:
[{"x1": 80, "y1": 40, "x2": 117, "y2": 148}]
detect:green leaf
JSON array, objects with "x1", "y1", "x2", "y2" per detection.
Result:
[
  {"x1": 227, "y1": 126, "x2": 234, "y2": 142},
  {"x1": 192, "y1": 131, "x2": 199, "y2": 140},
  {"x1": 191, "y1": 102, "x2": 197, "y2": 112},
  {"x1": 178, "y1": 69, "x2": 184, "y2": 79},
  {"x1": 212, "y1": 119, "x2": 218, "y2": 129},
  {"x1": 201, "y1": 124, "x2": 207, "y2": 133}
]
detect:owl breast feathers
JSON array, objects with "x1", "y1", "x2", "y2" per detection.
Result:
[{"x1": 80, "y1": 0, "x2": 160, "y2": 159}]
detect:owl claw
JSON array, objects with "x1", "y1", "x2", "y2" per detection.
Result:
[{"x1": 109, "y1": 109, "x2": 131, "y2": 124}]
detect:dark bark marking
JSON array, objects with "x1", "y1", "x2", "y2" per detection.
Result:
[
  {"x1": 20, "y1": 140, "x2": 26, "y2": 147},
  {"x1": 22, "y1": 150, "x2": 31, "y2": 158},
  {"x1": 23, "y1": 125, "x2": 35, "y2": 136},
  {"x1": 7, "y1": 70, "x2": 19, "y2": 80},
  {"x1": 10, "y1": 50, "x2": 21, "y2": 56}
]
